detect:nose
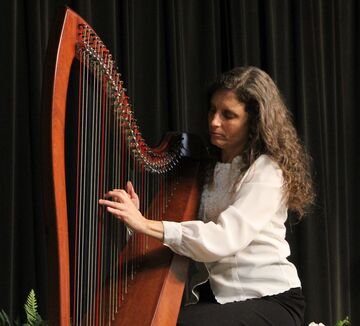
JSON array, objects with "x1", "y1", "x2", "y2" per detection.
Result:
[{"x1": 209, "y1": 112, "x2": 221, "y2": 129}]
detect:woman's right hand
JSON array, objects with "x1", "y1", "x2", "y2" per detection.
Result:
[
  {"x1": 98, "y1": 186, "x2": 164, "y2": 241},
  {"x1": 126, "y1": 181, "x2": 140, "y2": 210}
]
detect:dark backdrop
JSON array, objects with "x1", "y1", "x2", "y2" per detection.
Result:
[{"x1": 1, "y1": 0, "x2": 359, "y2": 325}]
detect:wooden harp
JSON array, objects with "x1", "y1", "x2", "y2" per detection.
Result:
[{"x1": 42, "y1": 7, "x2": 204, "y2": 325}]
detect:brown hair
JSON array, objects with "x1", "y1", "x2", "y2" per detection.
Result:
[{"x1": 208, "y1": 66, "x2": 315, "y2": 218}]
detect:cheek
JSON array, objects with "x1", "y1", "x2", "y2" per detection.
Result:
[{"x1": 231, "y1": 122, "x2": 248, "y2": 138}]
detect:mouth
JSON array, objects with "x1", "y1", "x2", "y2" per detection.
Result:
[{"x1": 210, "y1": 132, "x2": 224, "y2": 138}]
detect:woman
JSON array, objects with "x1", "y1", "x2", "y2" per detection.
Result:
[{"x1": 99, "y1": 66, "x2": 314, "y2": 325}]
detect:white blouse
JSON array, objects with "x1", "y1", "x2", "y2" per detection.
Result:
[{"x1": 162, "y1": 154, "x2": 301, "y2": 304}]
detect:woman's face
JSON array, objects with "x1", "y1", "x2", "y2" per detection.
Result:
[{"x1": 208, "y1": 89, "x2": 249, "y2": 162}]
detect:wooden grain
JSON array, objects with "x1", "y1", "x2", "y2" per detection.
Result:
[{"x1": 42, "y1": 7, "x2": 203, "y2": 325}]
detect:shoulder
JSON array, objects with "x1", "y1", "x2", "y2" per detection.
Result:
[{"x1": 242, "y1": 154, "x2": 283, "y2": 186}]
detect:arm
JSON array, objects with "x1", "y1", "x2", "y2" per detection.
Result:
[
  {"x1": 163, "y1": 155, "x2": 285, "y2": 262},
  {"x1": 99, "y1": 156, "x2": 284, "y2": 263},
  {"x1": 163, "y1": 182, "x2": 283, "y2": 262}
]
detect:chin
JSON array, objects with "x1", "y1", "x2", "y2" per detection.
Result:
[{"x1": 210, "y1": 140, "x2": 225, "y2": 150}]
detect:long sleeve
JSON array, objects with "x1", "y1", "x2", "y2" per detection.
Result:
[{"x1": 162, "y1": 155, "x2": 284, "y2": 263}]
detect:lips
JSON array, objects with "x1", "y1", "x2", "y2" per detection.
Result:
[{"x1": 210, "y1": 132, "x2": 224, "y2": 138}]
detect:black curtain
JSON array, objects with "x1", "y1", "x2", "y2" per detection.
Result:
[{"x1": 1, "y1": 0, "x2": 359, "y2": 325}]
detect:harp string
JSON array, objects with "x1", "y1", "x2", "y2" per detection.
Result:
[
  {"x1": 78, "y1": 47, "x2": 89, "y2": 325},
  {"x1": 93, "y1": 55, "x2": 103, "y2": 325},
  {"x1": 97, "y1": 70, "x2": 107, "y2": 326},
  {"x1": 71, "y1": 24, "x2": 182, "y2": 325},
  {"x1": 73, "y1": 45, "x2": 82, "y2": 326},
  {"x1": 88, "y1": 52, "x2": 98, "y2": 326}
]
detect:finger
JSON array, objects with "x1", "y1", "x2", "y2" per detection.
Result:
[
  {"x1": 105, "y1": 190, "x2": 128, "y2": 200},
  {"x1": 106, "y1": 206, "x2": 124, "y2": 220},
  {"x1": 127, "y1": 181, "x2": 140, "y2": 200},
  {"x1": 99, "y1": 199, "x2": 123, "y2": 210},
  {"x1": 108, "y1": 189, "x2": 132, "y2": 201},
  {"x1": 126, "y1": 181, "x2": 134, "y2": 194},
  {"x1": 127, "y1": 182, "x2": 138, "y2": 199},
  {"x1": 109, "y1": 189, "x2": 127, "y2": 195}
]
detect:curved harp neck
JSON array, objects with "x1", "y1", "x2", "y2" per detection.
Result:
[{"x1": 42, "y1": 7, "x2": 205, "y2": 326}]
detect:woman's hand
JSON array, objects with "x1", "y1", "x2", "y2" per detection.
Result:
[
  {"x1": 99, "y1": 184, "x2": 164, "y2": 241},
  {"x1": 126, "y1": 181, "x2": 140, "y2": 210},
  {"x1": 99, "y1": 188, "x2": 147, "y2": 233}
]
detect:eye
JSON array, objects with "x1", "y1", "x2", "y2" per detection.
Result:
[{"x1": 223, "y1": 110, "x2": 236, "y2": 119}]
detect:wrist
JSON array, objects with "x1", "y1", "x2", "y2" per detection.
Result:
[{"x1": 145, "y1": 219, "x2": 164, "y2": 242}]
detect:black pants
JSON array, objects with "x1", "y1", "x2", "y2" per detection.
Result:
[{"x1": 177, "y1": 282, "x2": 305, "y2": 326}]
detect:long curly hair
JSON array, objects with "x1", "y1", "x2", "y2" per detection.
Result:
[{"x1": 207, "y1": 66, "x2": 315, "y2": 218}]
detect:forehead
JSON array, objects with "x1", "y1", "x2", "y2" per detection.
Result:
[{"x1": 210, "y1": 89, "x2": 245, "y2": 109}]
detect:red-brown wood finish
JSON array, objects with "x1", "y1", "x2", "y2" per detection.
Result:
[
  {"x1": 42, "y1": 7, "x2": 202, "y2": 325},
  {"x1": 111, "y1": 159, "x2": 201, "y2": 326},
  {"x1": 42, "y1": 7, "x2": 82, "y2": 325}
]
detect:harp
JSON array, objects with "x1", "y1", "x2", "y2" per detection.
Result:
[{"x1": 42, "y1": 7, "x2": 205, "y2": 325}]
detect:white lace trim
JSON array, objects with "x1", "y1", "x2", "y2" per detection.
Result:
[{"x1": 199, "y1": 156, "x2": 244, "y2": 223}]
